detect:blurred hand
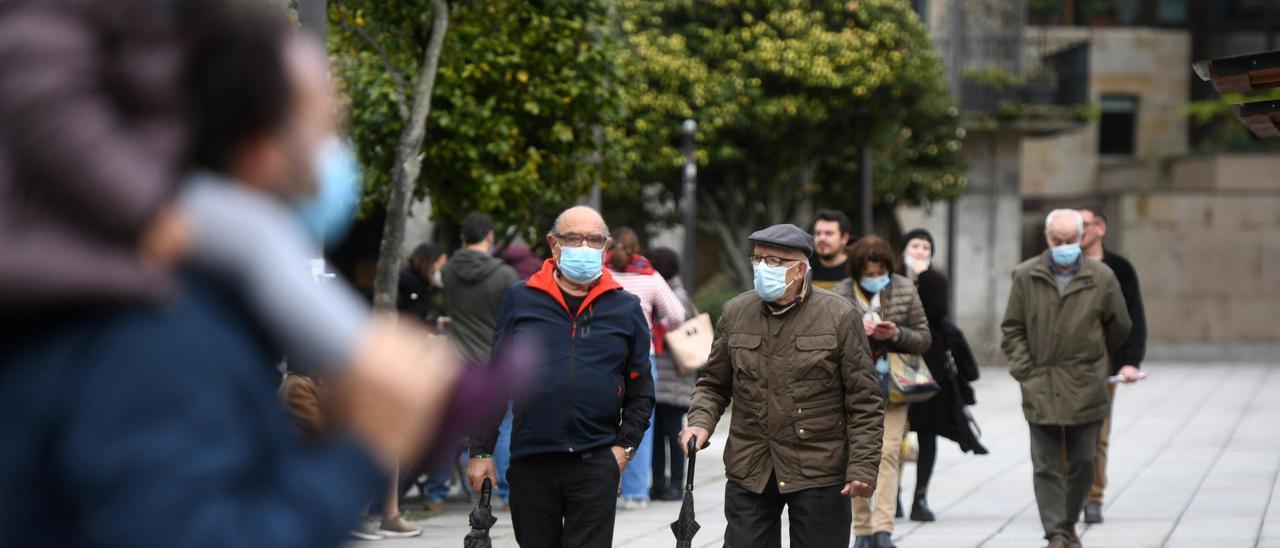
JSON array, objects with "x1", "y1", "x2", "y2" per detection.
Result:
[
  {"x1": 863, "y1": 318, "x2": 877, "y2": 337},
  {"x1": 870, "y1": 321, "x2": 898, "y2": 341},
  {"x1": 138, "y1": 205, "x2": 190, "y2": 270},
  {"x1": 1117, "y1": 365, "x2": 1142, "y2": 384},
  {"x1": 331, "y1": 316, "x2": 461, "y2": 469},
  {"x1": 678, "y1": 426, "x2": 710, "y2": 457},
  {"x1": 467, "y1": 457, "x2": 498, "y2": 493},
  {"x1": 841, "y1": 480, "x2": 874, "y2": 498}
]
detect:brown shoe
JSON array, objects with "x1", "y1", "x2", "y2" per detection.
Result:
[
  {"x1": 378, "y1": 515, "x2": 422, "y2": 538},
  {"x1": 1068, "y1": 536, "x2": 1083, "y2": 548},
  {"x1": 1046, "y1": 536, "x2": 1069, "y2": 548},
  {"x1": 423, "y1": 500, "x2": 446, "y2": 513}
]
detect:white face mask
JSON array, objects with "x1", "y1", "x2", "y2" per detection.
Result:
[{"x1": 903, "y1": 252, "x2": 930, "y2": 274}]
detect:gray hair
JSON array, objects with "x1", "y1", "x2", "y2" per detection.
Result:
[
  {"x1": 550, "y1": 205, "x2": 609, "y2": 236},
  {"x1": 1044, "y1": 208, "x2": 1084, "y2": 236}
]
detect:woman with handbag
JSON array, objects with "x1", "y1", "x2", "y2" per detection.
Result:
[
  {"x1": 835, "y1": 236, "x2": 932, "y2": 548},
  {"x1": 899, "y1": 229, "x2": 989, "y2": 524},
  {"x1": 646, "y1": 247, "x2": 699, "y2": 501}
]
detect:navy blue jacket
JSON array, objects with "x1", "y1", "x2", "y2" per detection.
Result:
[
  {"x1": 0, "y1": 275, "x2": 383, "y2": 547},
  {"x1": 472, "y1": 260, "x2": 654, "y2": 460}
]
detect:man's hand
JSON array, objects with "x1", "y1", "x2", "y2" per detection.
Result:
[
  {"x1": 467, "y1": 457, "x2": 499, "y2": 493},
  {"x1": 331, "y1": 317, "x2": 461, "y2": 469},
  {"x1": 863, "y1": 318, "x2": 877, "y2": 336},
  {"x1": 870, "y1": 321, "x2": 898, "y2": 341},
  {"x1": 611, "y1": 445, "x2": 629, "y2": 474},
  {"x1": 138, "y1": 205, "x2": 190, "y2": 271},
  {"x1": 841, "y1": 480, "x2": 874, "y2": 498},
  {"x1": 678, "y1": 426, "x2": 710, "y2": 457},
  {"x1": 1117, "y1": 365, "x2": 1142, "y2": 384}
]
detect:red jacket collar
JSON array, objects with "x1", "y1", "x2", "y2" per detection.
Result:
[{"x1": 526, "y1": 259, "x2": 622, "y2": 317}]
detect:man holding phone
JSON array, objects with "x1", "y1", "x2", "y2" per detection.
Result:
[{"x1": 680, "y1": 224, "x2": 883, "y2": 548}]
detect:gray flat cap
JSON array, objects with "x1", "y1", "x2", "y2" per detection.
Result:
[{"x1": 748, "y1": 224, "x2": 814, "y2": 258}]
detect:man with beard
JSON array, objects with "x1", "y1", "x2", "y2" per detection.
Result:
[{"x1": 810, "y1": 209, "x2": 853, "y2": 290}]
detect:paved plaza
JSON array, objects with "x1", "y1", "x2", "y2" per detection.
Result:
[{"x1": 354, "y1": 355, "x2": 1280, "y2": 547}]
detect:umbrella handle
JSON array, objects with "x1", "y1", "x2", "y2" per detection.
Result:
[
  {"x1": 480, "y1": 477, "x2": 492, "y2": 509},
  {"x1": 685, "y1": 437, "x2": 697, "y2": 490}
]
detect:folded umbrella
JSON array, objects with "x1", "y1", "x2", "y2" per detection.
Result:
[
  {"x1": 670, "y1": 437, "x2": 701, "y2": 548},
  {"x1": 464, "y1": 478, "x2": 497, "y2": 548}
]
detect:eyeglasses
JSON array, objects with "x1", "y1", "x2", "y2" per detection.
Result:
[
  {"x1": 553, "y1": 232, "x2": 609, "y2": 249},
  {"x1": 749, "y1": 254, "x2": 803, "y2": 268}
]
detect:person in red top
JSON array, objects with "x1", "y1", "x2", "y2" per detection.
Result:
[{"x1": 467, "y1": 206, "x2": 654, "y2": 548}]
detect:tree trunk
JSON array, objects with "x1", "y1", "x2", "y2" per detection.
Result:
[{"x1": 370, "y1": 0, "x2": 450, "y2": 312}]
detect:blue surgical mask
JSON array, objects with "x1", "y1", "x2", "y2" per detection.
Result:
[
  {"x1": 1051, "y1": 243, "x2": 1082, "y2": 267},
  {"x1": 860, "y1": 274, "x2": 891, "y2": 294},
  {"x1": 298, "y1": 136, "x2": 362, "y2": 248},
  {"x1": 557, "y1": 245, "x2": 604, "y2": 284},
  {"x1": 753, "y1": 263, "x2": 794, "y2": 302}
]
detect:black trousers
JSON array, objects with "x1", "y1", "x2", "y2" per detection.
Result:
[
  {"x1": 651, "y1": 404, "x2": 686, "y2": 498},
  {"x1": 507, "y1": 449, "x2": 619, "y2": 548},
  {"x1": 724, "y1": 472, "x2": 851, "y2": 548}
]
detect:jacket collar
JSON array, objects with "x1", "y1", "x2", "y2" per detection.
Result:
[
  {"x1": 1031, "y1": 250, "x2": 1097, "y2": 294},
  {"x1": 526, "y1": 259, "x2": 622, "y2": 317}
]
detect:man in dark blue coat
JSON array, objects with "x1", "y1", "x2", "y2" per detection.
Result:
[{"x1": 468, "y1": 205, "x2": 654, "y2": 548}]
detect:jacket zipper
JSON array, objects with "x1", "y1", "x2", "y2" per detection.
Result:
[{"x1": 566, "y1": 309, "x2": 577, "y2": 453}]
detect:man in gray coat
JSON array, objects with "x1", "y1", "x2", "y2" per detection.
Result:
[{"x1": 442, "y1": 212, "x2": 519, "y2": 365}]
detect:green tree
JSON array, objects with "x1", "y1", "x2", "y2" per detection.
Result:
[
  {"x1": 615, "y1": 0, "x2": 966, "y2": 287},
  {"x1": 330, "y1": 0, "x2": 632, "y2": 255}
]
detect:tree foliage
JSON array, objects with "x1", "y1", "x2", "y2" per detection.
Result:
[
  {"x1": 614, "y1": 0, "x2": 966, "y2": 286},
  {"x1": 330, "y1": 0, "x2": 630, "y2": 246}
]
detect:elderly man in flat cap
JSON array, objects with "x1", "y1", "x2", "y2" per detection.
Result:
[{"x1": 680, "y1": 224, "x2": 884, "y2": 548}]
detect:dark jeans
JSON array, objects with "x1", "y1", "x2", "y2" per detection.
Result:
[
  {"x1": 724, "y1": 473, "x2": 851, "y2": 548},
  {"x1": 507, "y1": 449, "x2": 619, "y2": 548},
  {"x1": 1028, "y1": 421, "x2": 1102, "y2": 541},
  {"x1": 651, "y1": 404, "x2": 686, "y2": 499}
]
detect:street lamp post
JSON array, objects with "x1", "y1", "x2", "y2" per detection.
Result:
[
  {"x1": 681, "y1": 119, "x2": 698, "y2": 292},
  {"x1": 297, "y1": 0, "x2": 327, "y2": 39},
  {"x1": 858, "y1": 146, "x2": 872, "y2": 237}
]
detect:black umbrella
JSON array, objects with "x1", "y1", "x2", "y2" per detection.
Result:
[
  {"x1": 464, "y1": 478, "x2": 497, "y2": 548},
  {"x1": 670, "y1": 438, "x2": 701, "y2": 548}
]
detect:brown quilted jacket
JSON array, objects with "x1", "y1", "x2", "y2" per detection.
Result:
[{"x1": 686, "y1": 286, "x2": 884, "y2": 494}]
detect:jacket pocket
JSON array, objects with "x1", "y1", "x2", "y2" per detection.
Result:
[
  {"x1": 729, "y1": 333, "x2": 764, "y2": 400},
  {"x1": 794, "y1": 334, "x2": 838, "y2": 381},
  {"x1": 794, "y1": 402, "x2": 845, "y2": 478}
]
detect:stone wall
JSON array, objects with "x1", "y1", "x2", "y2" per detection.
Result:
[
  {"x1": 1107, "y1": 154, "x2": 1280, "y2": 342},
  {"x1": 1021, "y1": 27, "x2": 1191, "y2": 198}
]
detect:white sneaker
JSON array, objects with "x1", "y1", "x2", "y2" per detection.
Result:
[
  {"x1": 348, "y1": 523, "x2": 384, "y2": 541},
  {"x1": 620, "y1": 498, "x2": 649, "y2": 511}
]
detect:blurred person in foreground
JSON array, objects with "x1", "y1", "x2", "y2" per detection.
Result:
[
  {"x1": 467, "y1": 206, "x2": 654, "y2": 548},
  {"x1": 1076, "y1": 202, "x2": 1146, "y2": 525},
  {"x1": 897, "y1": 229, "x2": 987, "y2": 524},
  {"x1": 647, "y1": 247, "x2": 697, "y2": 502},
  {"x1": 835, "y1": 235, "x2": 932, "y2": 548},
  {"x1": 681, "y1": 224, "x2": 882, "y2": 548},
  {"x1": 1002, "y1": 209, "x2": 1131, "y2": 548},
  {"x1": 0, "y1": 4, "x2": 457, "y2": 546},
  {"x1": 608, "y1": 227, "x2": 686, "y2": 510}
]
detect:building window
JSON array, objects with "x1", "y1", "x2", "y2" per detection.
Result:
[{"x1": 1099, "y1": 95, "x2": 1138, "y2": 156}]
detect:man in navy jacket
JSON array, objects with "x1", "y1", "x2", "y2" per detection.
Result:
[{"x1": 468, "y1": 206, "x2": 654, "y2": 548}]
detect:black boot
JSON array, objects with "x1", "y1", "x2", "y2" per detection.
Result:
[
  {"x1": 853, "y1": 535, "x2": 872, "y2": 548},
  {"x1": 910, "y1": 491, "x2": 936, "y2": 522}
]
